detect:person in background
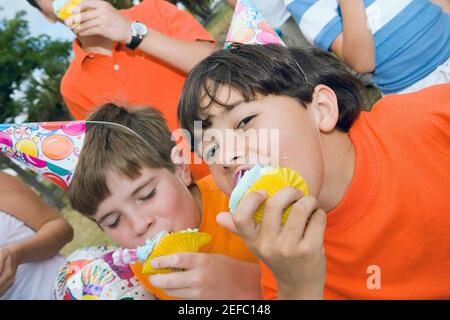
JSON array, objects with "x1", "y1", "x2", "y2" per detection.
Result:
[
  {"x1": 286, "y1": 0, "x2": 450, "y2": 94},
  {"x1": 0, "y1": 172, "x2": 73, "y2": 299},
  {"x1": 26, "y1": 0, "x2": 216, "y2": 179}
]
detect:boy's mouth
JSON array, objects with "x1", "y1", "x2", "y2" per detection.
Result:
[{"x1": 232, "y1": 166, "x2": 253, "y2": 188}]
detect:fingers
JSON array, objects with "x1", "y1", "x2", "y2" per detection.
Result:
[
  {"x1": 65, "y1": 9, "x2": 101, "y2": 33},
  {"x1": 302, "y1": 208, "x2": 327, "y2": 251},
  {"x1": 78, "y1": 0, "x2": 105, "y2": 12},
  {"x1": 150, "y1": 252, "x2": 203, "y2": 271},
  {"x1": 0, "y1": 254, "x2": 13, "y2": 296},
  {"x1": 74, "y1": 10, "x2": 101, "y2": 25},
  {"x1": 74, "y1": 19, "x2": 101, "y2": 35},
  {"x1": 216, "y1": 212, "x2": 238, "y2": 234},
  {"x1": 76, "y1": 24, "x2": 102, "y2": 37},
  {"x1": 232, "y1": 190, "x2": 267, "y2": 242},
  {"x1": 280, "y1": 195, "x2": 319, "y2": 246},
  {"x1": 162, "y1": 287, "x2": 201, "y2": 300},
  {"x1": 0, "y1": 252, "x2": 4, "y2": 275},
  {"x1": 259, "y1": 187, "x2": 304, "y2": 239},
  {"x1": 149, "y1": 269, "x2": 195, "y2": 290}
]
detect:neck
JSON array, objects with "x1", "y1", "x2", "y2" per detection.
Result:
[
  {"x1": 318, "y1": 130, "x2": 355, "y2": 212},
  {"x1": 189, "y1": 183, "x2": 203, "y2": 228},
  {"x1": 77, "y1": 35, "x2": 114, "y2": 56}
]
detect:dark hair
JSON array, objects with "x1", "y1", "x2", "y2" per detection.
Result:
[
  {"x1": 178, "y1": 44, "x2": 365, "y2": 146},
  {"x1": 26, "y1": 0, "x2": 42, "y2": 11},
  {"x1": 68, "y1": 103, "x2": 176, "y2": 216}
]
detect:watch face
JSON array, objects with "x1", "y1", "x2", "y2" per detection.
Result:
[{"x1": 132, "y1": 22, "x2": 148, "y2": 36}]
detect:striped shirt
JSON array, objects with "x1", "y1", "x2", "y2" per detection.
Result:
[{"x1": 286, "y1": 0, "x2": 450, "y2": 93}]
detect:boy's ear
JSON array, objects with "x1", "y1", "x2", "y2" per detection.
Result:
[
  {"x1": 310, "y1": 85, "x2": 339, "y2": 133},
  {"x1": 171, "y1": 144, "x2": 192, "y2": 187}
]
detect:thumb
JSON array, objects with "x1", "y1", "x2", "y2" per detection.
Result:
[{"x1": 216, "y1": 212, "x2": 238, "y2": 234}]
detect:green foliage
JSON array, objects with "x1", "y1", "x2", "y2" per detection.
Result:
[
  {"x1": 107, "y1": 0, "x2": 137, "y2": 9},
  {"x1": 23, "y1": 37, "x2": 72, "y2": 122},
  {"x1": 0, "y1": 10, "x2": 73, "y2": 123},
  {"x1": 107, "y1": 0, "x2": 214, "y2": 22},
  {"x1": 168, "y1": 0, "x2": 213, "y2": 22},
  {"x1": 0, "y1": 11, "x2": 43, "y2": 122}
]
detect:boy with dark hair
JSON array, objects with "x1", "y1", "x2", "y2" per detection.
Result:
[{"x1": 178, "y1": 44, "x2": 450, "y2": 299}]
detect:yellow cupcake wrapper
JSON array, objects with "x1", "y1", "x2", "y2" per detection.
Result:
[
  {"x1": 141, "y1": 232, "x2": 211, "y2": 275},
  {"x1": 245, "y1": 167, "x2": 309, "y2": 225},
  {"x1": 56, "y1": 0, "x2": 84, "y2": 20}
]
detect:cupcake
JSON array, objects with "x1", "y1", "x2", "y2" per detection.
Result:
[
  {"x1": 141, "y1": 229, "x2": 211, "y2": 274},
  {"x1": 229, "y1": 165, "x2": 309, "y2": 225},
  {"x1": 53, "y1": 0, "x2": 84, "y2": 20},
  {"x1": 110, "y1": 229, "x2": 211, "y2": 275}
]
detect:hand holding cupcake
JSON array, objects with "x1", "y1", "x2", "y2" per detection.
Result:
[
  {"x1": 111, "y1": 229, "x2": 211, "y2": 275},
  {"x1": 229, "y1": 165, "x2": 309, "y2": 225}
]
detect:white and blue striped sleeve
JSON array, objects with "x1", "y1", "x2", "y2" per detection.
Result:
[{"x1": 285, "y1": 0, "x2": 343, "y2": 51}]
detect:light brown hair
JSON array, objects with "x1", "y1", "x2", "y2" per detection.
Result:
[{"x1": 68, "y1": 103, "x2": 175, "y2": 216}]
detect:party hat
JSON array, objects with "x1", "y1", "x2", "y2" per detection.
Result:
[
  {"x1": 0, "y1": 121, "x2": 86, "y2": 189},
  {"x1": 224, "y1": 0, "x2": 285, "y2": 48}
]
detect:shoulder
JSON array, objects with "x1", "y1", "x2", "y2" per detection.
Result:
[
  {"x1": 197, "y1": 175, "x2": 228, "y2": 201},
  {"x1": 196, "y1": 175, "x2": 230, "y2": 220},
  {"x1": 371, "y1": 84, "x2": 450, "y2": 127},
  {"x1": 355, "y1": 85, "x2": 450, "y2": 150}
]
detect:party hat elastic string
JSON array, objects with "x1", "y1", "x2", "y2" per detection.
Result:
[{"x1": 0, "y1": 120, "x2": 162, "y2": 190}]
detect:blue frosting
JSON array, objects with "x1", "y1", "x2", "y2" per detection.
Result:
[
  {"x1": 228, "y1": 165, "x2": 273, "y2": 212},
  {"x1": 136, "y1": 231, "x2": 167, "y2": 261}
]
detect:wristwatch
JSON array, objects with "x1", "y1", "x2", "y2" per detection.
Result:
[{"x1": 126, "y1": 21, "x2": 148, "y2": 50}]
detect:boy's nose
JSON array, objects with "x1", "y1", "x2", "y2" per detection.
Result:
[
  {"x1": 130, "y1": 212, "x2": 154, "y2": 237},
  {"x1": 221, "y1": 154, "x2": 241, "y2": 171}
]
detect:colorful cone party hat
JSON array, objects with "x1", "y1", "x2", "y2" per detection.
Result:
[
  {"x1": 224, "y1": 0, "x2": 285, "y2": 48},
  {"x1": 0, "y1": 121, "x2": 86, "y2": 189}
]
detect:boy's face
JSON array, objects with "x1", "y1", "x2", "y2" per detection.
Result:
[
  {"x1": 198, "y1": 86, "x2": 326, "y2": 198},
  {"x1": 92, "y1": 166, "x2": 199, "y2": 248}
]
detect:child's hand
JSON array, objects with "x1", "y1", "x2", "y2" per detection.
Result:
[
  {"x1": 65, "y1": 0, "x2": 132, "y2": 44},
  {"x1": 218, "y1": 187, "x2": 327, "y2": 299},
  {"x1": 149, "y1": 252, "x2": 262, "y2": 299},
  {"x1": 0, "y1": 247, "x2": 19, "y2": 296}
]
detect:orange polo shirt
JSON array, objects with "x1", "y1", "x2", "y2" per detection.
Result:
[
  {"x1": 261, "y1": 84, "x2": 450, "y2": 299},
  {"x1": 61, "y1": 0, "x2": 214, "y2": 179},
  {"x1": 131, "y1": 175, "x2": 258, "y2": 299}
]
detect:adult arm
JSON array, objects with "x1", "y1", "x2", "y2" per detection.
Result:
[{"x1": 0, "y1": 173, "x2": 73, "y2": 295}]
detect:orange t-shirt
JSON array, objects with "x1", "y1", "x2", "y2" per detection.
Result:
[
  {"x1": 61, "y1": 0, "x2": 214, "y2": 179},
  {"x1": 131, "y1": 175, "x2": 258, "y2": 299},
  {"x1": 261, "y1": 84, "x2": 450, "y2": 299}
]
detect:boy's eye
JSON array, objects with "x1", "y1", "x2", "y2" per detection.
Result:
[
  {"x1": 204, "y1": 144, "x2": 219, "y2": 161},
  {"x1": 139, "y1": 189, "x2": 156, "y2": 202},
  {"x1": 107, "y1": 215, "x2": 121, "y2": 229},
  {"x1": 236, "y1": 115, "x2": 255, "y2": 130}
]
